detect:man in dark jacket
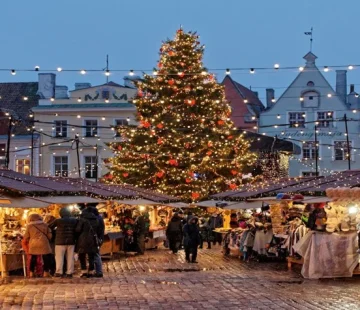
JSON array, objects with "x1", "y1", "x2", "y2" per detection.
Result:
[
  {"x1": 49, "y1": 207, "x2": 78, "y2": 277},
  {"x1": 89, "y1": 207, "x2": 105, "y2": 277},
  {"x1": 134, "y1": 210, "x2": 150, "y2": 255},
  {"x1": 183, "y1": 216, "x2": 200, "y2": 263},
  {"x1": 166, "y1": 213, "x2": 183, "y2": 254},
  {"x1": 209, "y1": 213, "x2": 224, "y2": 246},
  {"x1": 76, "y1": 208, "x2": 101, "y2": 277}
]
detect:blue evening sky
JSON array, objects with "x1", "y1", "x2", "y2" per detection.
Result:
[{"x1": 1, "y1": 0, "x2": 359, "y2": 102}]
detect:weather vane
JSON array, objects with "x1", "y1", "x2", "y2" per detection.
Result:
[{"x1": 304, "y1": 27, "x2": 313, "y2": 52}]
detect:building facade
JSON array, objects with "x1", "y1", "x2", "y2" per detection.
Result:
[
  {"x1": 259, "y1": 52, "x2": 360, "y2": 177},
  {"x1": 33, "y1": 76, "x2": 137, "y2": 179},
  {"x1": 222, "y1": 75, "x2": 264, "y2": 131}
]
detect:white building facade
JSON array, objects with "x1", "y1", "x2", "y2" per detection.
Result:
[{"x1": 259, "y1": 52, "x2": 360, "y2": 177}]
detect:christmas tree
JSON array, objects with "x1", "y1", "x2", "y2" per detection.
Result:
[{"x1": 105, "y1": 29, "x2": 257, "y2": 201}]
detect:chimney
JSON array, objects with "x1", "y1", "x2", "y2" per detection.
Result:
[
  {"x1": 266, "y1": 88, "x2": 275, "y2": 107},
  {"x1": 37, "y1": 73, "x2": 56, "y2": 99},
  {"x1": 350, "y1": 84, "x2": 355, "y2": 93},
  {"x1": 75, "y1": 83, "x2": 91, "y2": 90},
  {"x1": 124, "y1": 75, "x2": 141, "y2": 88},
  {"x1": 55, "y1": 86, "x2": 69, "y2": 99},
  {"x1": 336, "y1": 70, "x2": 347, "y2": 103}
]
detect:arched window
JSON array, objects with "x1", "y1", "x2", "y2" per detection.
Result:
[{"x1": 307, "y1": 81, "x2": 315, "y2": 87}]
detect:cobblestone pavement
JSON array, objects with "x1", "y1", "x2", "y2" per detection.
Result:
[{"x1": 0, "y1": 246, "x2": 360, "y2": 309}]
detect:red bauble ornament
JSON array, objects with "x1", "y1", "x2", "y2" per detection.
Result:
[
  {"x1": 157, "y1": 138, "x2": 163, "y2": 145},
  {"x1": 156, "y1": 171, "x2": 165, "y2": 178},
  {"x1": 207, "y1": 141, "x2": 213, "y2": 147},
  {"x1": 141, "y1": 121, "x2": 151, "y2": 128},
  {"x1": 123, "y1": 173, "x2": 129, "y2": 178},
  {"x1": 137, "y1": 91, "x2": 143, "y2": 97},
  {"x1": 185, "y1": 99, "x2": 196, "y2": 107},
  {"x1": 185, "y1": 143, "x2": 190, "y2": 148},
  {"x1": 185, "y1": 178, "x2": 192, "y2": 184},
  {"x1": 168, "y1": 79, "x2": 175, "y2": 86},
  {"x1": 228, "y1": 135, "x2": 233, "y2": 140},
  {"x1": 168, "y1": 159, "x2": 178, "y2": 166},
  {"x1": 168, "y1": 51, "x2": 175, "y2": 56},
  {"x1": 180, "y1": 62, "x2": 185, "y2": 67},
  {"x1": 158, "y1": 62, "x2": 163, "y2": 68},
  {"x1": 156, "y1": 123, "x2": 164, "y2": 129},
  {"x1": 188, "y1": 171, "x2": 194, "y2": 177},
  {"x1": 117, "y1": 145, "x2": 122, "y2": 151},
  {"x1": 178, "y1": 72, "x2": 184, "y2": 78},
  {"x1": 191, "y1": 192, "x2": 200, "y2": 200},
  {"x1": 229, "y1": 183, "x2": 237, "y2": 190},
  {"x1": 217, "y1": 120, "x2": 225, "y2": 126},
  {"x1": 206, "y1": 151, "x2": 212, "y2": 156},
  {"x1": 184, "y1": 86, "x2": 191, "y2": 92},
  {"x1": 231, "y1": 170, "x2": 238, "y2": 176}
]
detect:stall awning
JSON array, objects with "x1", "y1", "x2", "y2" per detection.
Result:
[
  {"x1": 35, "y1": 196, "x2": 104, "y2": 205},
  {"x1": 0, "y1": 196, "x2": 50, "y2": 208},
  {"x1": 165, "y1": 202, "x2": 190, "y2": 208},
  {"x1": 224, "y1": 201, "x2": 263, "y2": 210},
  {"x1": 119, "y1": 199, "x2": 163, "y2": 206}
]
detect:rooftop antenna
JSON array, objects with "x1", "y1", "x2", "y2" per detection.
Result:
[
  {"x1": 106, "y1": 55, "x2": 109, "y2": 83},
  {"x1": 304, "y1": 27, "x2": 313, "y2": 52}
]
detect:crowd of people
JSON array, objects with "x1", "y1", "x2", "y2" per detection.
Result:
[
  {"x1": 166, "y1": 211, "x2": 224, "y2": 263},
  {"x1": 23, "y1": 206, "x2": 105, "y2": 278}
]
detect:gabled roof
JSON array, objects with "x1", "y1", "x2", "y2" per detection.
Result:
[
  {"x1": 0, "y1": 82, "x2": 39, "y2": 134},
  {"x1": 69, "y1": 81, "x2": 132, "y2": 92},
  {"x1": 222, "y1": 76, "x2": 265, "y2": 115}
]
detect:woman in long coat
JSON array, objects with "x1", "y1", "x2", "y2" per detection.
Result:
[{"x1": 23, "y1": 213, "x2": 52, "y2": 277}]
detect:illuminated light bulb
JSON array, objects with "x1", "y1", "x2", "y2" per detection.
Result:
[
  {"x1": 77, "y1": 115, "x2": 81, "y2": 118},
  {"x1": 355, "y1": 93, "x2": 359, "y2": 98},
  {"x1": 29, "y1": 114, "x2": 34, "y2": 118},
  {"x1": 244, "y1": 98, "x2": 248, "y2": 103},
  {"x1": 327, "y1": 112, "x2": 332, "y2": 116},
  {"x1": 253, "y1": 126, "x2": 258, "y2": 130},
  {"x1": 324, "y1": 66, "x2": 329, "y2": 72},
  {"x1": 328, "y1": 146, "x2": 331, "y2": 149},
  {"x1": 327, "y1": 93, "x2": 332, "y2": 98},
  {"x1": 50, "y1": 97, "x2": 55, "y2": 102},
  {"x1": 11, "y1": 69, "x2": 16, "y2": 75},
  {"x1": 251, "y1": 116, "x2": 256, "y2": 120},
  {"x1": 328, "y1": 131, "x2": 332, "y2": 134},
  {"x1": 71, "y1": 127, "x2": 75, "y2": 131},
  {"x1": 153, "y1": 70, "x2": 158, "y2": 75},
  {"x1": 105, "y1": 99, "x2": 109, "y2": 103},
  {"x1": 34, "y1": 66, "x2": 40, "y2": 71},
  {"x1": 105, "y1": 69, "x2": 110, "y2": 76},
  {"x1": 250, "y1": 68, "x2": 255, "y2": 74},
  {"x1": 302, "y1": 113, "x2": 306, "y2": 118},
  {"x1": 101, "y1": 117, "x2": 106, "y2": 120},
  {"x1": 5, "y1": 112, "x2": 9, "y2": 116},
  {"x1": 129, "y1": 70, "x2": 134, "y2": 76},
  {"x1": 348, "y1": 65, "x2": 354, "y2": 70},
  {"x1": 295, "y1": 123, "x2": 299, "y2": 127},
  {"x1": 271, "y1": 98, "x2": 276, "y2": 103},
  {"x1": 274, "y1": 125, "x2": 278, "y2": 128},
  {"x1": 353, "y1": 109, "x2": 357, "y2": 113},
  {"x1": 55, "y1": 113, "x2": 58, "y2": 116},
  {"x1": 77, "y1": 97, "x2": 82, "y2": 102},
  {"x1": 127, "y1": 117, "x2": 130, "y2": 122},
  {"x1": 349, "y1": 205, "x2": 359, "y2": 214},
  {"x1": 23, "y1": 96, "x2": 28, "y2": 101},
  {"x1": 80, "y1": 69, "x2": 86, "y2": 75},
  {"x1": 274, "y1": 64, "x2": 280, "y2": 69},
  {"x1": 300, "y1": 96, "x2": 304, "y2": 101},
  {"x1": 262, "y1": 133, "x2": 266, "y2": 135},
  {"x1": 300, "y1": 130, "x2": 304, "y2": 134},
  {"x1": 277, "y1": 114, "x2": 281, "y2": 119},
  {"x1": 299, "y1": 66, "x2": 304, "y2": 72},
  {"x1": 57, "y1": 67, "x2": 62, "y2": 72},
  {"x1": 201, "y1": 71, "x2": 207, "y2": 75},
  {"x1": 315, "y1": 121, "x2": 319, "y2": 125},
  {"x1": 225, "y1": 68, "x2": 230, "y2": 75}
]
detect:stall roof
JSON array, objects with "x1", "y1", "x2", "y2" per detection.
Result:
[
  {"x1": 0, "y1": 196, "x2": 50, "y2": 208},
  {"x1": 211, "y1": 171, "x2": 360, "y2": 201},
  {"x1": 119, "y1": 199, "x2": 163, "y2": 206},
  {"x1": 36, "y1": 196, "x2": 103, "y2": 204}
]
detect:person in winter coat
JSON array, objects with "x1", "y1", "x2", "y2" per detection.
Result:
[
  {"x1": 23, "y1": 213, "x2": 53, "y2": 278},
  {"x1": 199, "y1": 217, "x2": 211, "y2": 249},
  {"x1": 89, "y1": 207, "x2": 105, "y2": 278},
  {"x1": 76, "y1": 208, "x2": 101, "y2": 278},
  {"x1": 44, "y1": 215, "x2": 56, "y2": 276},
  {"x1": 49, "y1": 208, "x2": 78, "y2": 278},
  {"x1": 209, "y1": 213, "x2": 224, "y2": 246},
  {"x1": 166, "y1": 213, "x2": 183, "y2": 254},
  {"x1": 183, "y1": 216, "x2": 200, "y2": 263},
  {"x1": 134, "y1": 210, "x2": 150, "y2": 255}
]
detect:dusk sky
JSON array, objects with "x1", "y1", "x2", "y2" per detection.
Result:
[{"x1": 1, "y1": 0, "x2": 360, "y2": 102}]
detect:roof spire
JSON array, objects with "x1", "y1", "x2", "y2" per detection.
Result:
[{"x1": 304, "y1": 27, "x2": 313, "y2": 52}]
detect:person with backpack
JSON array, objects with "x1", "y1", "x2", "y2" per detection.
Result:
[
  {"x1": 23, "y1": 213, "x2": 53, "y2": 278},
  {"x1": 49, "y1": 208, "x2": 78, "y2": 278},
  {"x1": 166, "y1": 212, "x2": 183, "y2": 254},
  {"x1": 75, "y1": 208, "x2": 101, "y2": 278}
]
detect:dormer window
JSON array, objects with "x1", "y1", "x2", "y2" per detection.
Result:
[
  {"x1": 102, "y1": 90, "x2": 110, "y2": 99},
  {"x1": 307, "y1": 81, "x2": 315, "y2": 87}
]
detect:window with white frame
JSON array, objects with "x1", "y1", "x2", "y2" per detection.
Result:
[
  {"x1": 115, "y1": 119, "x2": 129, "y2": 136},
  {"x1": 15, "y1": 159, "x2": 30, "y2": 175},
  {"x1": 84, "y1": 156, "x2": 97, "y2": 179},
  {"x1": 54, "y1": 156, "x2": 68, "y2": 177},
  {"x1": 317, "y1": 111, "x2": 333, "y2": 128},
  {"x1": 85, "y1": 120, "x2": 98, "y2": 137},
  {"x1": 334, "y1": 141, "x2": 352, "y2": 161},
  {"x1": 54, "y1": 120, "x2": 68, "y2": 137},
  {"x1": 289, "y1": 112, "x2": 305, "y2": 128},
  {"x1": 302, "y1": 141, "x2": 318, "y2": 160}
]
